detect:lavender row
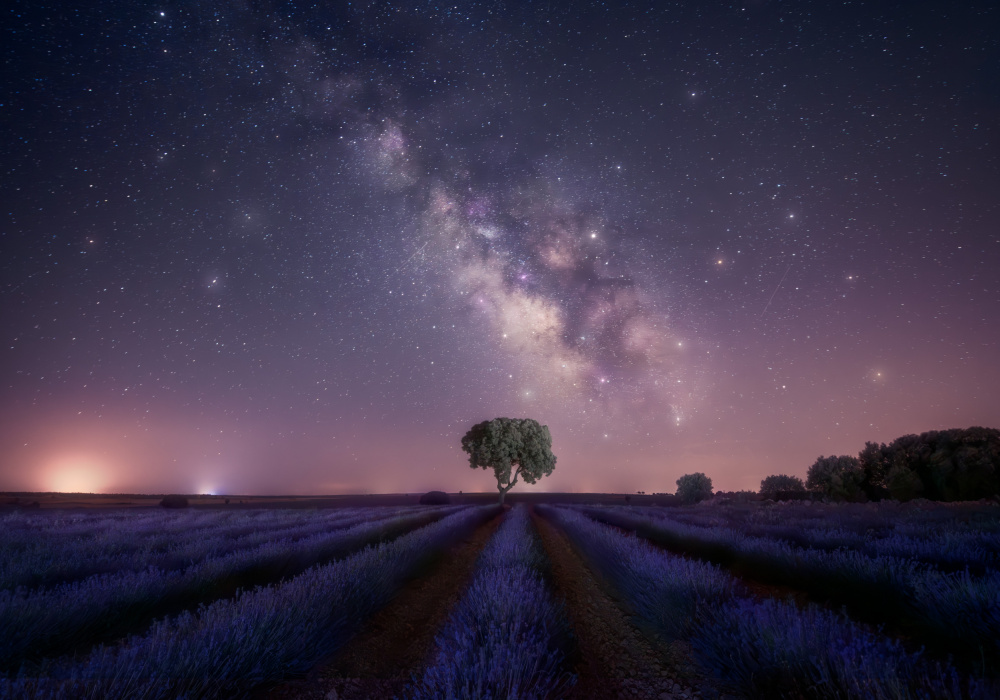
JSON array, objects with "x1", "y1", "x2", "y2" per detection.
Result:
[
  {"x1": 574, "y1": 505, "x2": 1000, "y2": 668},
  {"x1": 0, "y1": 507, "x2": 380, "y2": 555},
  {"x1": 0, "y1": 508, "x2": 326, "y2": 572},
  {"x1": 0, "y1": 505, "x2": 461, "y2": 672},
  {"x1": 664, "y1": 501, "x2": 1000, "y2": 538},
  {"x1": 642, "y1": 504, "x2": 1000, "y2": 571},
  {"x1": 2, "y1": 509, "x2": 332, "y2": 590},
  {"x1": 540, "y1": 505, "x2": 989, "y2": 699},
  {"x1": 0, "y1": 507, "x2": 394, "y2": 562},
  {"x1": 406, "y1": 505, "x2": 575, "y2": 699},
  {"x1": 666, "y1": 502, "x2": 1000, "y2": 549},
  {"x1": 2, "y1": 508, "x2": 395, "y2": 596},
  {"x1": 3, "y1": 505, "x2": 499, "y2": 700},
  {"x1": 657, "y1": 500, "x2": 998, "y2": 534},
  {"x1": 0, "y1": 508, "x2": 269, "y2": 546},
  {"x1": 2, "y1": 506, "x2": 419, "y2": 592}
]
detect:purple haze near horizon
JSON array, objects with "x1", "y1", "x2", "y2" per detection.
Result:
[{"x1": 2, "y1": 2, "x2": 999, "y2": 496}]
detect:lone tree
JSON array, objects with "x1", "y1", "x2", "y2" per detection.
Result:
[
  {"x1": 676, "y1": 472, "x2": 713, "y2": 504},
  {"x1": 461, "y1": 417, "x2": 556, "y2": 504}
]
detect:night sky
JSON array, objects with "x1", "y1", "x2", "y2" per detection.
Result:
[{"x1": 3, "y1": 1, "x2": 999, "y2": 496}]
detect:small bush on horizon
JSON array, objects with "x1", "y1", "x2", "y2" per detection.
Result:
[
  {"x1": 160, "y1": 495, "x2": 190, "y2": 509},
  {"x1": 676, "y1": 473, "x2": 713, "y2": 504},
  {"x1": 419, "y1": 491, "x2": 451, "y2": 505}
]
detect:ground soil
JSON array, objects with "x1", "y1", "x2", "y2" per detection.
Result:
[
  {"x1": 590, "y1": 510, "x2": 965, "y2": 670},
  {"x1": 258, "y1": 506, "x2": 737, "y2": 700},
  {"x1": 258, "y1": 510, "x2": 505, "y2": 700},
  {"x1": 531, "y1": 510, "x2": 735, "y2": 700},
  {"x1": 15, "y1": 497, "x2": 997, "y2": 696}
]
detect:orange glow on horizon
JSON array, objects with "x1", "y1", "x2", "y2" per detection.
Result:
[{"x1": 42, "y1": 454, "x2": 113, "y2": 494}]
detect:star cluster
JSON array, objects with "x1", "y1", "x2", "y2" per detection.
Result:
[{"x1": 2, "y1": 1, "x2": 998, "y2": 494}]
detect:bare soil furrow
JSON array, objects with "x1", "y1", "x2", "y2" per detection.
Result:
[
  {"x1": 532, "y1": 511, "x2": 728, "y2": 700},
  {"x1": 593, "y1": 514, "x2": 943, "y2": 659},
  {"x1": 258, "y1": 510, "x2": 504, "y2": 700}
]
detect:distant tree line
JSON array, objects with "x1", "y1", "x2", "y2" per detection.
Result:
[
  {"x1": 665, "y1": 427, "x2": 998, "y2": 506},
  {"x1": 806, "y1": 427, "x2": 1000, "y2": 502}
]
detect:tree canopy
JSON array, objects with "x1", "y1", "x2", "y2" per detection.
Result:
[
  {"x1": 806, "y1": 427, "x2": 1000, "y2": 502},
  {"x1": 759, "y1": 474, "x2": 806, "y2": 499},
  {"x1": 806, "y1": 455, "x2": 866, "y2": 501},
  {"x1": 675, "y1": 472, "x2": 713, "y2": 504},
  {"x1": 461, "y1": 417, "x2": 556, "y2": 504}
]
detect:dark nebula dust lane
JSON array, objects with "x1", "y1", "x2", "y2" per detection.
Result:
[{"x1": 2, "y1": 1, "x2": 998, "y2": 494}]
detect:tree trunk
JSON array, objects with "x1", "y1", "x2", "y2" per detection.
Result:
[
  {"x1": 498, "y1": 471, "x2": 519, "y2": 505},
  {"x1": 498, "y1": 483, "x2": 514, "y2": 504}
]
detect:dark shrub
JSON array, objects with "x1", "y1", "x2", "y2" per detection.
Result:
[
  {"x1": 841, "y1": 428, "x2": 1000, "y2": 502},
  {"x1": 774, "y1": 490, "x2": 814, "y2": 501},
  {"x1": 760, "y1": 474, "x2": 806, "y2": 499},
  {"x1": 160, "y1": 494, "x2": 190, "y2": 509},
  {"x1": 419, "y1": 490, "x2": 451, "y2": 505},
  {"x1": 676, "y1": 473, "x2": 713, "y2": 504},
  {"x1": 806, "y1": 455, "x2": 866, "y2": 501}
]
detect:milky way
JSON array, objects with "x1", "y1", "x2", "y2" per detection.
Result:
[{"x1": 2, "y1": 1, "x2": 998, "y2": 495}]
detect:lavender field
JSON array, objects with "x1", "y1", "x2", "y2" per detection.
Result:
[{"x1": 1, "y1": 500, "x2": 998, "y2": 699}]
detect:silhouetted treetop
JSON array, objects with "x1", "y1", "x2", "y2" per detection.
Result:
[
  {"x1": 807, "y1": 427, "x2": 999, "y2": 502},
  {"x1": 676, "y1": 472, "x2": 713, "y2": 504},
  {"x1": 760, "y1": 474, "x2": 806, "y2": 499}
]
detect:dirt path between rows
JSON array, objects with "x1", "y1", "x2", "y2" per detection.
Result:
[
  {"x1": 258, "y1": 510, "x2": 504, "y2": 700},
  {"x1": 533, "y1": 510, "x2": 735, "y2": 700},
  {"x1": 594, "y1": 515, "x2": 946, "y2": 657}
]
